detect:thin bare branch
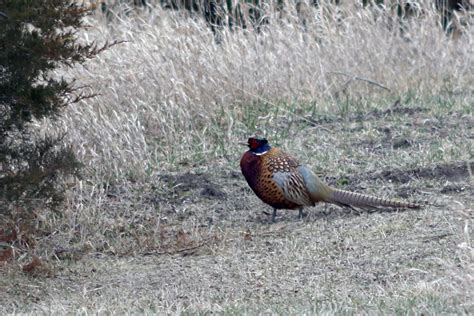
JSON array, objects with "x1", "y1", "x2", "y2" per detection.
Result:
[{"x1": 328, "y1": 71, "x2": 391, "y2": 91}]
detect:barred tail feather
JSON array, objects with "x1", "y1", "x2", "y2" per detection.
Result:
[{"x1": 328, "y1": 189, "x2": 421, "y2": 209}]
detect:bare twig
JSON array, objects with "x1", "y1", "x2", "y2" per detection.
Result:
[{"x1": 328, "y1": 71, "x2": 391, "y2": 91}]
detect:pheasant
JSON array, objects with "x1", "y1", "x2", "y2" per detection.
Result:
[{"x1": 240, "y1": 137, "x2": 421, "y2": 222}]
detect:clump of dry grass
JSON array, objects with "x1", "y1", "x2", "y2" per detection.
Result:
[{"x1": 51, "y1": 3, "x2": 472, "y2": 181}]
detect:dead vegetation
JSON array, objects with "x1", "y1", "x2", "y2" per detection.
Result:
[{"x1": 1, "y1": 3, "x2": 473, "y2": 314}]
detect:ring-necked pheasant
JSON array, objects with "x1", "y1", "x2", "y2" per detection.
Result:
[{"x1": 240, "y1": 137, "x2": 421, "y2": 222}]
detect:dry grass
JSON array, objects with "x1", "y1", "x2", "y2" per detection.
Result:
[
  {"x1": 1, "y1": 2, "x2": 473, "y2": 314},
  {"x1": 58, "y1": 2, "x2": 472, "y2": 177}
]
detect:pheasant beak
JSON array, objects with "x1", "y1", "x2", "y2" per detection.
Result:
[{"x1": 238, "y1": 142, "x2": 248, "y2": 146}]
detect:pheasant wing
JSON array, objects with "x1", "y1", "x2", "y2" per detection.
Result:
[{"x1": 272, "y1": 169, "x2": 314, "y2": 207}]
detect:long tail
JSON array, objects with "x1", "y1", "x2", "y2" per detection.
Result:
[{"x1": 326, "y1": 188, "x2": 422, "y2": 209}]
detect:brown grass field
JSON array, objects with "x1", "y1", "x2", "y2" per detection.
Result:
[{"x1": 1, "y1": 3, "x2": 473, "y2": 314}]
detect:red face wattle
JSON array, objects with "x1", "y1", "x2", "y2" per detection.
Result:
[
  {"x1": 248, "y1": 138, "x2": 261, "y2": 150},
  {"x1": 248, "y1": 137, "x2": 268, "y2": 151}
]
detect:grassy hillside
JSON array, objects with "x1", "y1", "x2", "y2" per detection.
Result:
[{"x1": 1, "y1": 4, "x2": 472, "y2": 314}]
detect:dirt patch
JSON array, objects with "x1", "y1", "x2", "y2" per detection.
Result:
[
  {"x1": 306, "y1": 104, "x2": 428, "y2": 126},
  {"x1": 377, "y1": 162, "x2": 473, "y2": 184},
  {"x1": 440, "y1": 183, "x2": 471, "y2": 194},
  {"x1": 392, "y1": 138, "x2": 413, "y2": 149},
  {"x1": 322, "y1": 162, "x2": 472, "y2": 200},
  {"x1": 200, "y1": 185, "x2": 226, "y2": 199},
  {"x1": 159, "y1": 172, "x2": 211, "y2": 192},
  {"x1": 324, "y1": 162, "x2": 471, "y2": 187},
  {"x1": 158, "y1": 172, "x2": 227, "y2": 202},
  {"x1": 381, "y1": 105, "x2": 428, "y2": 116},
  {"x1": 353, "y1": 105, "x2": 429, "y2": 122},
  {"x1": 395, "y1": 186, "x2": 421, "y2": 199}
]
